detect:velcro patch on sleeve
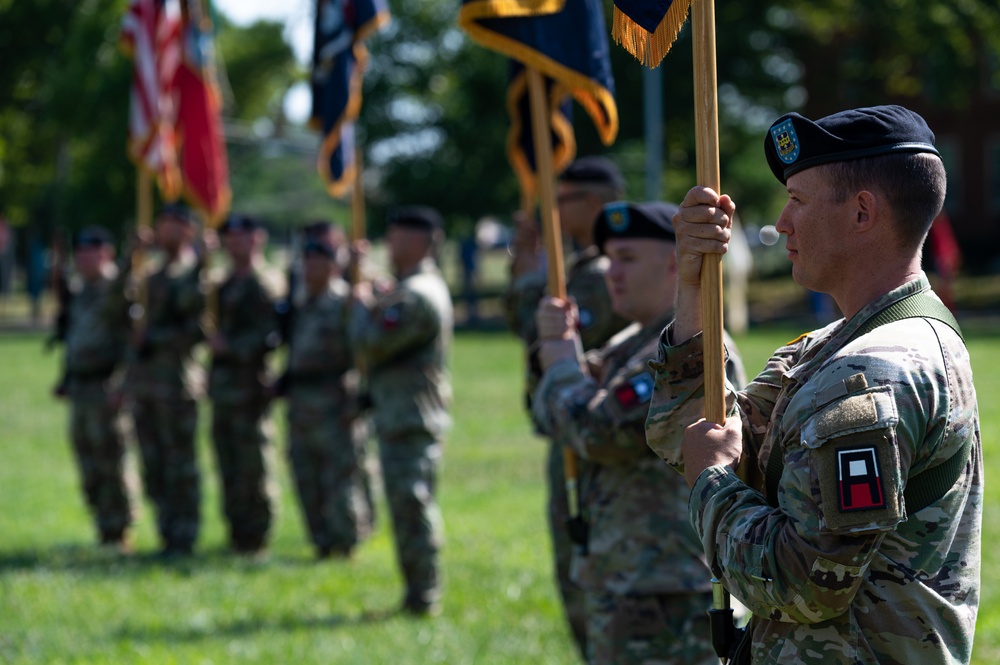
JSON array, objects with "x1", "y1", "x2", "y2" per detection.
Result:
[
  {"x1": 814, "y1": 430, "x2": 903, "y2": 533},
  {"x1": 381, "y1": 305, "x2": 400, "y2": 330}
]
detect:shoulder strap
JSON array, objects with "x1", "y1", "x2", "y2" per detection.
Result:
[{"x1": 766, "y1": 291, "x2": 968, "y2": 511}]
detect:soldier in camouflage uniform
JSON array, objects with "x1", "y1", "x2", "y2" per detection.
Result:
[
  {"x1": 504, "y1": 156, "x2": 628, "y2": 655},
  {"x1": 533, "y1": 202, "x2": 745, "y2": 665},
  {"x1": 207, "y1": 214, "x2": 281, "y2": 555},
  {"x1": 126, "y1": 204, "x2": 206, "y2": 557},
  {"x1": 647, "y1": 106, "x2": 981, "y2": 664},
  {"x1": 55, "y1": 226, "x2": 137, "y2": 551},
  {"x1": 280, "y1": 237, "x2": 373, "y2": 560},
  {"x1": 350, "y1": 206, "x2": 452, "y2": 616}
]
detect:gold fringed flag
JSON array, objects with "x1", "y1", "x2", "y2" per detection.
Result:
[
  {"x1": 612, "y1": 0, "x2": 691, "y2": 68},
  {"x1": 459, "y1": 0, "x2": 618, "y2": 155}
]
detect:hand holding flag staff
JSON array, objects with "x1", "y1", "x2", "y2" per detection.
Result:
[
  {"x1": 612, "y1": 0, "x2": 735, "y2": 661},
  {"x1": 459, "y1": 0, "x2": 618, "y2": 557}
]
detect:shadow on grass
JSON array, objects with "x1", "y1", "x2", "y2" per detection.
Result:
[{"x1": 108, "y1": 606, "x2": 423, "y2": 645}]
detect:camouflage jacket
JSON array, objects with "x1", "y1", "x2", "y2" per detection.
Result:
[
  {"x1": 126, "y1": 250, "x2": 206, "y2": 401},
  {"x1": 207, "y1": 263, "x2": 282, "y2": 404},
  {"x1": 504, "y1": 245, "x2": 629, "y2": 406},
  {"x1": 350, "y1": 258, "x2": 453, "y2": 441},
  {"x1": 63, "y1": 266, "x2": 130, "y2": 400},
  {"x1": 534, "y1": 312, "x2": 745, "y2": 595},
  {"x1": 285, "y1": 279, "x2": 359, "y2": 414},
  {"x1": 646, "y1": 275, "x2": 982, "y2": 665}
]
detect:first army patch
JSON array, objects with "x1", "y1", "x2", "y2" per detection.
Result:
[{"x1": 815, "y1": 431, "x2": 902, "y2": 532}]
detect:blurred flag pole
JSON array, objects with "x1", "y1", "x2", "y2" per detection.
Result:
[
  {"x1": 525, "y1": 66, "x2": 576, "y2": 519},
  {"x1": 350, "y1": 145, "x2": 366, "y2": 285}
]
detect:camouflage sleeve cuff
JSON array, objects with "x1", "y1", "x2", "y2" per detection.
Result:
[
  {"x1": 531, "y1": 355, "x2": 586, "y2": 436},
  {"x1": 689, "y1": 464, "x2": 744, "y2": 569}
]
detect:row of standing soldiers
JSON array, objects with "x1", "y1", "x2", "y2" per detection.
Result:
[{"x1": 54, "y1": 203, "x2": 452, "y2": 615}]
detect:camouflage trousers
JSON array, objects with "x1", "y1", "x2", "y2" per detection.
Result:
[
  {"x1": 287, "y1": 407, "x2": 374, "y2": 554},
  {"x1": 378, "y1": 433, "x2": 444, "y2": 607},
  {"x1": 546, "y1": 440, "x2": 589, "y2": 658},
  {"x1": 212, "y1": 400, "x2": 277, "y2": 551},
  {"x1": 132, "y1": 396, "x2": 201, "y2": 551},
  {"x1": 69, "y1": 394, "x2": 136, "y2": 542},
  {"x1": 585, "y1": 590, "x2": 717, "y2": 665}
]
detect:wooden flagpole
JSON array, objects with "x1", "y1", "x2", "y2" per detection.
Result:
[
  {"x1": 526, "y1": 66, "x2": 579, "y2": 522},
  {"x1": 133, "y1": 169, "x2": 153, "y2": 332},
  {"x1": 351, "y1": 146, "x2": 366, "y2": 285},
  {"x1": 692, "y1": 0, "x2": 725, "y2": 427}
]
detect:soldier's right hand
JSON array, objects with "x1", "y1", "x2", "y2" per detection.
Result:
[
  {"x1": 673, "y1": 186, "x2": 735, "y2": 288},
  {"x1": 536, "y1": 296, "x2": 578, "y2": 341}
]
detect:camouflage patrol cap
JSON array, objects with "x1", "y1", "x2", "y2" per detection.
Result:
[
  {"x1": 219, "y1": 214, "x2": 260, "y2": 234},
  {"x1": 594, "y1": 201, "x2": 677, "y2": 254},
  {"x1": 387, "y1": 206, "x2": 443, "y2": 233},
  {"x1": 559, "y1": 156, "x2": 626, "y2": 193},
  {"x1": 302, "y1": 239, "x2": 335, "y2": 259},
  {"x1": 764, "y1": 105, "x2": 940, "y2": 184},
  {"x1": 73, "y1": 226, "x2": 113, "y2": 248}
]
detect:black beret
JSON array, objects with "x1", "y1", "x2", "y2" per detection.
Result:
[
  {"x1": 387, "y1": 205, "x2": 443, "y2": 233},
  {"x1": 764, "y1": 105, "x2": 940, "y2": 184},
  {"x1": 594, "y1": 201, "x2": 677, "y2": 254},
  {"x1": 158, "y1": 203, "x2": 195, "y2": 224},
  {"x1": 559, "y1": 156, "x2": 626, "y2": 193},
  {"x1": 219, "y1": 214, "x2": 259, "y2": 234},
  {"x1": 302, "y1": 239, "x2": 335, "y2": 259},
  {"x1": 74, "y1": 226, "x2": 113, "y2": 248}
]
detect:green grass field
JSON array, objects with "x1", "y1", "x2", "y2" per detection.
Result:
[{"x1": 0, "y1": 327, "x2": 997, "y2": 664}]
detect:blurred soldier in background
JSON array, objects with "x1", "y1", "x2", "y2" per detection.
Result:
[
  {"x1": 207, "y1": 214, "x2": 282, "y2": 557},
  {"x1": 534, "y1": 202, "x2": 745, "y2": 664},
  {"x1": 54, "y1": 226, "x2": 136, "y2": 552},
  {"x1": 126, "y1": 204, "x2": 205, "y2": 558},
  {"x1": 279, "y1": 237, "x2": 373, "y2": 560},
  {"x1": 504, "y1": 156, "x2": 628, "y2": 654},
  {"x1": 350, "y1": 206, "x2": 452, "y2": 616}
]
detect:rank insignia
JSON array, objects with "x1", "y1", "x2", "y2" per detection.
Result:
[
  {"x1": 771, "y1": 118, "x2": 800, "y2": 165},
  {"x1": 836, "y1": 445, "x2": 885, "y2": 511},
  {"x1": 613, "y1": 372, "x2": 654, "y2": 410}
]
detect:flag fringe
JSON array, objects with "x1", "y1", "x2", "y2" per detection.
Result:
[{"x1": 612, "y1": 0, "x2": 691, "y2": 68}]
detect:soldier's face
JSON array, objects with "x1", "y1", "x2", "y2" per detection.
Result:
[
  {"x1": 556, "y1": 183, "x2": 598, "y2": 242},
  {"x1": 74, "y1": 245, "x2": 107, "y2": 281},
  {"x1": 776, "y1": 166, "x2": 856, "y2": 294},
  {"x1": 155, "y1": 216, "x2": 191, "y2": 252},
  {"x1": 604, "y1": 238, "x2": 677, "y2": 325},
  {"x1": 303, "y1": 253, "x2": 334, "y2": 292},
  {"x1": 386, "y1": 225, "x2": 431, "y2": 271},
  {"x1": 223, "y1": 229, "x2": 255, "y2": 263}
]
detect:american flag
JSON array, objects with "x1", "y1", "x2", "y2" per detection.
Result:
[{"x1": 121, "y1": 0, "x2": 183, "y2": 201}]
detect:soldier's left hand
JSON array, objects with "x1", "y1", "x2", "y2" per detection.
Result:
[{"x1": 681, "y1": 415, "x2": 743, "y2": 488}]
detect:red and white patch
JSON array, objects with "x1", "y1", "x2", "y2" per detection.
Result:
[{"x1": 837, "y1": 446, "x2": 886, "y2": 511}]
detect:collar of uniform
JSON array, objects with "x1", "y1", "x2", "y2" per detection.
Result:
[
  {"x1": 783, "y1": 273, "x2": 933, "y2": 383},
  {"x1": 164, "y1": 246, "x2": 199, "y2": 278}
]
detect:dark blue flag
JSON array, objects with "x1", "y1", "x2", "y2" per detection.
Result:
[
  {"x1": 611, "y1": 0, "x2": 690, "y2": 67},
  {"x1": 311, "y1": 0, "x2": 389, "y2": 198},
  {"x1": 506, "y1": 61, "x2": 575, "y2": 202},
  {"x1": 459, "y1": 0, "x2": 618, "y2": 188}
]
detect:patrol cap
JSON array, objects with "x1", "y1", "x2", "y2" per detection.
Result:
[
  {"x1": 559, "y1": 156, "x2": 626, "y2": 193},
  {"x1": 73, "y1": 226, "x2": 113, "y2": 249},
  {"x1": 219, "y1": 214, "x2": 259, "y2": 234},
  {"x1": 302, "y1": 239, "x2": 335, "y2": 259},
  {"x1": 594, "y1": 201, "x2": 677, "y2": 254},
  {"x1": 386, "y1": 206, "x2": 443, "y2": 233},
  {"x1": 158, "y1": 202, "x2": 195, "y2": 224},
  {"x1": 764, "y1": 105, "x2": 940, "y2": 184}
]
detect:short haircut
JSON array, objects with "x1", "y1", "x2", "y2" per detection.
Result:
[{"x1": 826, "y1": 152, "x2": 946, "y2": 249}]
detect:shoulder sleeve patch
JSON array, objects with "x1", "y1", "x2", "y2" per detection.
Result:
[
  {"x1": 577, "y1": 307, "x2": 595, "y2": 330},
  {"x1": 612, "y1": 371, "x2": 654, "y2": 410},
  {"x1": 814, "y1": 430, "x2": 903, "y2": 533}
]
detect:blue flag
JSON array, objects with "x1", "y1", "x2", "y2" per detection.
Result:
[
  {"x1": 459, "y1": 0, "x2": 618, "y2": 193},
  {"x1": 611, "y1": 0, "x2": 690, "y2": 68},
  {"x1": 506, "y1": 61, "x2": 575, "y2": 201},
  {"x1": 311, "y1": 0, "x2": 390, "y2": 198}
]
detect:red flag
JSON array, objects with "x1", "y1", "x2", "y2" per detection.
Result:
[
  {"x1": 121, "y1": 0, "x2": 183, "y2": 201},
  {"x1": 175, "y1": 0, "x2": 231, "y2": 227}
]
